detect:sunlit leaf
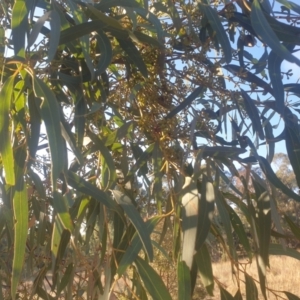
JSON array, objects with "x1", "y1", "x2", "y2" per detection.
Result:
[
  {"x1": 177, "y1": 260, "x2": 191, "y2": 300},
  {"x1": 181, "y1": 176, "x2": 198, "y2": 270},
  {"x1": 0, "y1": 76, "x2": 15, "y2": 185},
  {"x1": 11, "y1": 177, "x2": 28, "y2": 300}
]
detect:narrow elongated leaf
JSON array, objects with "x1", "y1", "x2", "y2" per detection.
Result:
[
  {"x1": 285, "y1": 110, "x2": 300, "y2": 189},
  {"x1": 284, "y1": 292, "x2": 300, "y2": 300},
  {"x1": 66, "y1": 171, "x2": 119, "y2": 211},
  {"x1": 214, "y1": 190, "x2": 236, "y2": 259},
  {"x1": 95, "y1": 30, "x2": 113, "y2": 75},
  {"x1": 177, "y1": 261, "x2": 191, "y2": 300},
  {"x1": 251, "y1": 0, "x2": 300, "y2": 66},
  {"x1": 135, "y1": 256, "x2": 172, "y2": 300},
  {"x1": 198, "y1": 3, "x2": 231, "y2": 63},
  {"x1": 241, "y1": 90, "x2": 264, "y2": 140},
  {"x1": 11, "y1": 0, "x2": 28, "y2": 58},
  {"x1": 277, "y1": 0, "x2": 300, "y2": 14},
  {"x1": 112, "y1": 190, "x2": 153, "y2": 261},
  {"x1": 195, "y1": 176, "x2": 215, "y2": 250},
  {"x1": 28, "y1": 11, "x2": 52, "y2": 48},
  {"x1": 87, "y1": 131, "x2": 117, "y2": 190},
  {"x1": 227, "y1": 204, "x2": 252, "y2": 259},
  {"x1": 0, "y1": 76, "x2": 15, "y2": 185},
  {"x1": 59, "y1": 20, "x2": 106, "y2": 44},
  {"x1": 118, "y1": 217, "x2": 160, "y2": 276},
  {"x1": 181, "y1": 176, "x2": 198, "y2": 270},
  {"x1": 32, "y1": 76, "x2": 64, "y2": 189},
  {"x1": 220, "y1": 286, "x2": 235, "y2": 300},
  {"x1": 268, "y1": 49, "x2": 285, "y2": 113},
  {"x1": 223, "y1": 65, "x2": 274, "y2": 96},
  {"x1": 195, "y1": 244, "x2": 214, "y2": 296},
  {"x1": 48, "y1": 10, "x2": 61, "y2": 63},
  {"x1": 53, "y1": 191, "x2": 73, "y2": 232},
  {"x1": 152, "y1": 142, "x2": 163, "y2": 213},
  {"x1": 117, "y1": 38, "x2": 148, "y2": 77},
  {"x1": 245, "y1": 273, "x2": 258, "y2": 300},
  {"x1": 11, "y1": 178, "x2": 28, "y2": 300},
  {"x1": 284, "y1": 215, "x2": 300, "y2": 241},
  {"x1": 269, "y1": 243, "x2": 300, "y2": 260},
  {"x1": 199, "y1": 146, "x2": 246, "y2": 159},
  {"x1": 166, "y1": 86, "x2": 204, "y2": 119}
]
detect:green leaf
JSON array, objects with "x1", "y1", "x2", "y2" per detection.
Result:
[
  {"x1": 58, "y1": 20, "x2": 106, "y2": 44},
  {"x1": 57, "y1": 263, "x2": 74, "y2": 294},
  {"x1": 268, "y1": 49, "x2": 285, "y2": 113},
  {"x1": 198, "y1": 3, "x2": 231, "y2": 63},
  {"x1": 215, "y1": 190, "x2": 236, "y2": 257},
  {"x1": 166, "y1": 86, "x2": 204, "y2": 119},
  {"x1": 32, "y1": 76, "x2": 64, "y2": 189},
  {"x1": 0, "y1": 76, "x2": 15, "y2": 185},
  {"x1": 277, "y1": 0, "x2": 300, "y2": 14},
  {"x1": 220, "y1": 286, "x2": 235, "y2": 300},
  {"x1": 181, "y1": 176, "x2": 199, "y2": 270},
  {"x1": 117, "y1": 217, "x2": 160, "y2": 276},
  {"x1": 285, "y1": 110, "x2": 300, "y2": 189},
  {"x1": 117, "y1": 38, "x2": 148, "y2": 77},
  {"x1": 134, "y1": 256, "x2": 172, "y2": 300},
  {"x1": 11, "y1": 0, "x2": 28, "y2": 58},
  {"x1": 28, "y1": 10, "x2": 52, "y2": 49},
  {"x1": 223, "y1": 65, "x2": 274, "y2": 96},
  {"x1": 240, "y1": 89, "x2": 264, "y2": 140},
  {"x1": 95, "y1": 30, "x2": 113, "y2": 75},
  {"x1": 53, "y1": 191, "x2": 73, "y2": 232},
  {"x1": 245, "y1": 273, "x2": 258, "y2": 300},
  {"x1": 284, "y1": 215, "x2": 300, "y2": 241},
  {"x1": 257, "y1": 191, "x2": 271, "y2": 268},
  {"x1": 227, "y1": 203, "x2": 252, "y2": 259},
  {"x1": 195, "y1": 175, "x2": 215, "y2": 251},
  {"x1": 251, "y1": 0, "x2": 300, "y2": 66},
  {"x1": 177, "y1": 260, "x2": 191, "y2": 300},
  {"x1": 11, "y1": 177, "x2": 28, "y2": 300},
  {"x1": 111, "y1": 190, "x2": 153, "y2": 261},
  {"x1": 284, "y1": 292, "x2": 300, "y2": 300},
  {"x1": 66, "y1": 171, "x2": 119, "y2": 211},
  {"x1": 48, "y1": 10, "x2": 61, "y2": 63},
  {"x1": 269, "y1": 243, "x2": 300, "y2": 260},
  {"x1": 87, "y1": 131, "x2": 117, "y2": 190},
  {"x1": 195, "y1": 244, "x2": 214, "y2": 296},
  {"x1": 199, "y1": 146, "x2": 246, "y2": 159}
]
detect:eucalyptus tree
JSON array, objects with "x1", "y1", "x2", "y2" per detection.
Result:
[{"x1": 1, "y1": 0, "x2": 300, "y2": 299}]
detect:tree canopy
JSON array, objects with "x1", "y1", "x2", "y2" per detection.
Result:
[{"x1": 1, "y1": 0, "x2": 300, "y2": 299}]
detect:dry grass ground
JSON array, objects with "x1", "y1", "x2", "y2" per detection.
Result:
[{"x1": 209, "y1": 255, "x2": 300, "y2": 299}]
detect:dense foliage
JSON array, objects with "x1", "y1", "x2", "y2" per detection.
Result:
[{"x1": 1, "y1": 0, "x2": 300, "y2": 299}]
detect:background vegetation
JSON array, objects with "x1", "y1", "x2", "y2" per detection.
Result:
[{"x1": 1, "y1": 0, "x2": 300, "y2": 299}]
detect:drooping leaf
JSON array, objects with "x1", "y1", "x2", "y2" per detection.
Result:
[
  {"x1": 181, "y1": 176, "x2": 199, "y2": 270},
  {"x1": 251, "y1": 0, "x2": 300, "y2": 66},
  {"x1": 66, "y1": 171, "x2": 119, "y2": 211},
  {"x1": 11, "y1": 0, "x2": 28, "y2": 58},
  {"x1": 32, "y1": 76, "x2": 64, "y2": 189},
  {"x1": 195, "y1": 175, "x2": 215, "y2": 250},
  {"x1": 0, "y1": 75, "x2": 15, "y2": 185},
  {"x1": 177, "y1": 260, "x2": 191, "y2": 300},
  {"x1": 117, "y1": 38, "x2": 148, "y2": 77},
  {"x1": 245, "y1": 273, "x2": 258, "y2": 300},
  {"x1": 95, "y1": 29, "x2": 113, "y2": 75},
  {"x1": 195, "y1": 244, "x2": 214, "y2": 296},
  {"x1": 48, "y1": 10, "x2": 61, "y2": 63},
  {"x1": 111, "y1": 190, "x2": 153, "y2": 261},
  {"x1": 166, "y1": 86, "x2": 204, "y2": 119},
  {"x1": 11, "y1": 177, "x2": 28, "y2": 300},
  {"x1": 135, "y1": 256, "x2": 172, "y2": 300},
  {"x1": 220, "y1": 286, "x2": 235, "y2": 300},
  {"x1": 223, "y1": 65, "x2": 274, "y2": 96},
  {"x1": 284, "y1": 292, "x2": 300, "y2": 300},
  {"x1": 269, "y1": 243, "x2": 300, "y2": 260},
  {"x1": 117, "y1": 217, "x2": 160, "y2": 276},
  {"x1": 198, "y1": 3, "x2": 232, "y2": 63},
  {"x1": 284, "y1": 215, "x2": 300, "y2": 241}
]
